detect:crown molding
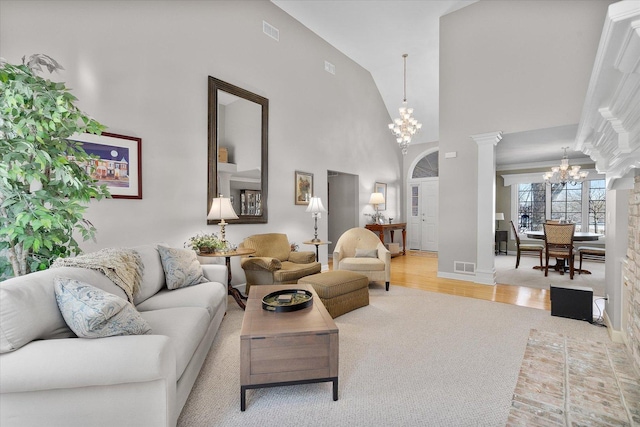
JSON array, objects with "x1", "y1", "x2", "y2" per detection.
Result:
[{"x1": 576, "y1": 2, "x2": 640, "y2": 189}]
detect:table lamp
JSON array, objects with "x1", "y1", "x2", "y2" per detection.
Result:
[
  {"x1": 369, "y1": 192, "x2": 385, "y2": 223},
  {"x1": 207, "y1": 197, "x2": 239, "y2": 243},
  {"x1": 495, "y1": 212, "x2": 504, "y2": 230},
  {"x1": 305, "y1": 197, "x2": 326, "y2": 242}
]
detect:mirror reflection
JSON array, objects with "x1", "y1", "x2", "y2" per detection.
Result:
[{"x1": 208, "y1": 77, "x2": 268, "y2": 224}]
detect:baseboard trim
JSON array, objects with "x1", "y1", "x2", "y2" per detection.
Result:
[{"x1": 603, "y1": 309, "x2": 626, "y2": 344}]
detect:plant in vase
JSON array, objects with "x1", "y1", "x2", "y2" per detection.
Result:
[
  {"x1": 365, "y1": 212, "x2": 386, "y2": 224},
  {"x1": 186, "y1": 232, "x2": 225, "y2": 254},
  {"x1": 0, "y1": 54, "x2": 110, "y2": 279}
]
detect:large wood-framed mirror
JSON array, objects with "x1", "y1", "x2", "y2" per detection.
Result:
[{"x1": 208, "y1": 77, "x2": 268, "y2": 224}]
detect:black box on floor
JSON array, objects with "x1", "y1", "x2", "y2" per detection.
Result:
[{"x1": 550, "y1": 285, "x2": 593, "y2": 323}]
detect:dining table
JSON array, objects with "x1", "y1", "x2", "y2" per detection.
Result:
[
  {"x1": 525, "y1": 230, "x2": 602, "y2": 274},
  {"x1": 525, "y1": 231, "x2": 602, "y2": 242}
]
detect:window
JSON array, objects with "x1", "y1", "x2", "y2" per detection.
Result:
[
  {"x1": 411, "y1": 185, "x2": 419, "y2": 217},
  {"x1": 412, "y1": 151, "x2": 438, "y2": 178},
  {"x1": 550, "y1": 182, "x2": 583, "y2": 230},
  {"x1": 588, "y1": 179, "x2": 606, "y2": 234},
  {"x1": 511, "y1": 179, "x2": 605, "y2": 236},
  {"x1": 517, "y1": 183, "x2": 545, "y2": 231}
]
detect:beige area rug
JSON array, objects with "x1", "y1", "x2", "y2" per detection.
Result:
[
  {"x1": 178, "y1": 286, "x2": 615, "y2": 427},
  {"x1": 495, "y1": 254, "x2": 606, "y2": 297},
  {"x1": 507, "y1": 329, "x2": 640, "y2": 426}
]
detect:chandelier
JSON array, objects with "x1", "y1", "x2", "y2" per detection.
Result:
[
  {"x1": 543, "y1": 147, "x2": 588, "y2": 185},
  {"x1": 388, "y1": 54, "x2": 422, "y2": 155}
]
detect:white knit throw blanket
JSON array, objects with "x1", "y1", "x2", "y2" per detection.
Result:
[{"x1": 51, "y1": 248, "x2": 143, "y2": 303}]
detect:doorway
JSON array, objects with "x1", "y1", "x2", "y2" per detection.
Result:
[
  {"x1": 407, "y1": 150, "x2": 439, "y2": 251},
  {"x1": 327, "y1": 170, "x2": 359, "y2": 254}
]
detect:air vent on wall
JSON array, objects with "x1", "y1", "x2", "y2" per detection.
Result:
[
  {"x1": 324, "y1": 60, "x2": 335, "y2": 75},
  {"x1": 263, "y1": 21, "x2": 279, "y2": 41},
  {"x1": 454, "y1": 261, "x2": 476, "y2": 275}
]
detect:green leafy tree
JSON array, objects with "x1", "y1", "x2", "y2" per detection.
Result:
[{"x1": 0, "y1": 54, "x2": 110, "y2": 279}]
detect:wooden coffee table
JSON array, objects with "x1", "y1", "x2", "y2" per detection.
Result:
[{"x1": 240, "y1": 284, "x2": 339, "y2": 411}]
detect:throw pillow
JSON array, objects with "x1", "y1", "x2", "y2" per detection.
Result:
[
  {"x1": 54, "y1": 277, "x2": 151, "y2": 338},
  {"x1": 355, "y1": 248, "x2": 378, "y2": 258},
  {"x1": 157, "y1": 245, "x2": 208, "y2": 290}
]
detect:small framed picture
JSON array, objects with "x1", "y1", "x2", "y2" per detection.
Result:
[
  {"x1": 375, "y1": 182, "x2": 387, "y2": 211},
  {"x1": 295, "y1": 171, "x2": 313, "y2": 205},
  {"x1": 69, "y1": 132, "x2": 142, "y2": 199}
]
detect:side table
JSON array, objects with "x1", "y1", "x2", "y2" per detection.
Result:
[
  {"x1": 198, "y1": 247, "x2": 256, "y2": 310},
  {"x1": 302, "y1": 240, "x2": 331, "y2": 262},
  {"x1": 364, "y1": 223, "x2": 407, "y2": 255}
]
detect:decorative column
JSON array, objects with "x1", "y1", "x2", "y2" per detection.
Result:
[{"x1": 472, "y1": 131, "x2": 502, "y2": 285}]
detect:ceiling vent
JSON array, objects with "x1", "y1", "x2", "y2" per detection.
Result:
[{"x1": 263, "y1": 21, "x2": 279, "y2": 41}]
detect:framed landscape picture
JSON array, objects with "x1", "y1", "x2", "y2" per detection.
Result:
[
  {"x1": 375, "y1": 182, "x2": 387, "y2": 211},
  {"x1": 69, "y1": 132, "x2": 142, "y2": 199},
  {"x1": 295, "y1": 171, "x2": 313, "y2": 205}
]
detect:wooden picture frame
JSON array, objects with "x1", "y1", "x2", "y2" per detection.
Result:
[
  {"x1": 295, "y1": 171, "x2": 313, "y2": 205},
  {"x1": 70, "y1": 132, "x2": 142, "y2": 199},
  {"x1": 375, "y1": 182, "x2": 387, "y2": 211}
]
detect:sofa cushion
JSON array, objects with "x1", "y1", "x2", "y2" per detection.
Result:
[
  {"x1": 0, "y1": 267, "x2": 128, "y2": 353},
  {"x1": 54, "y1": 277, "x2": 151, "y2": 338},
  {"x1": 157, "y1": 246, "x2": 208, "y2": 290},
  {"x1": 339, "y1": 257, "x2": 386, "y2": 272},
  {"x1": 136, "y1": 281, "x2": 226, "y2": 320},
  {"x1": 132, "y1": 244, "x2": 166, "y2": 305},
  {"x1": 140, "y1": 307, "x2": 209, "y2": 380},
  {"x1": 272, "y1": 261, "x2": 322, "y2": 283},
  {"x1": 355, "y1": 248, "x2": 378, "y2": 258}
]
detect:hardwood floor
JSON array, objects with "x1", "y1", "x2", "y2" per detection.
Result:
[{"x1": 330, "y1": 251, "x2": 550, "y2": 311}]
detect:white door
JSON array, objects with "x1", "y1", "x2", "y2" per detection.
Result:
[
  {"x1": 407, "y1": 180, "x2": 439, "y2": 251},
  {"x1": 421, "y1": 180, "x2": 438, "y2": 251}
]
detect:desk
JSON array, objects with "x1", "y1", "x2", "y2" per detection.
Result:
[
  {"x1": 302, "y1": 240, "x2": 331, "y2": 262},
  {"x1": 365, "y1": 223, "x2": 406, "y2": 255},
  {"x1": 198, "y1": 248, "x2": 255, "y2": 310},
  {"x1": 525, "y1": 231, "x2": 602, "y2": 274},
  {"x1": 495, "y1": 230, "x2": 508, "y2": 255}
]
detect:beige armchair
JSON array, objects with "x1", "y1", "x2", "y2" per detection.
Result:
[
  {"x1": 239, "y1": 233, "x2": 321, "y2": 293},
  {"x1": 333, "y1": 227, "x2": 391, "y2": 291}
]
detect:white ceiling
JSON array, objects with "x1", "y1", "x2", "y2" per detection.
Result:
[
  {"x1": 270, "y1": 0, "x2": 594, "y2": 168},
  {"x1": 271, "y1": 0, "x2": 477, "y2": 144}
]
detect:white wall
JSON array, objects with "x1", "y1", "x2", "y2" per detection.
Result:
[
  {"x1": 0, "y1": 0, "x2": 401, "y2": 283},
  {"x1": 438, "y1": 0, "x2": 612, "y2": 277}
]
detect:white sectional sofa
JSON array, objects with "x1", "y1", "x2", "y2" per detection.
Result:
[{"x1": 0, "y1": 244, "x2": 228, "y2": 427}]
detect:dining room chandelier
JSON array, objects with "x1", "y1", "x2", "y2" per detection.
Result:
[
  {"x1": 543, "y1": 147, "x2": 588, "y2": 185},
  {"x1": 388, "y1": 53, "x2": 422, "y2": 155}
]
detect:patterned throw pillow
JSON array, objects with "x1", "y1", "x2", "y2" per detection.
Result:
[
  {"x1": 54, "y1": 277, "x2": 151, "y2": 338},
  {"x1": 157, "y1": 245, "x2": 208, "y2": 290}
]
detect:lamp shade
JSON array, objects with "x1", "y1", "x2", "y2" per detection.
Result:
[
  {"x1": 305, "y1": 197, "x2": 326, "y2": 214},
  {"x1": 369, "y1": 192, "x2": 385, "y2": 205},
  {"x1": 207, "y1": 197, "x2": 238, "y2": 220},
  {"x1": 495, "y1": 212, "x2": 505, "y2": 221}
]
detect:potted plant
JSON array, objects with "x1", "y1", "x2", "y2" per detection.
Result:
[
  {"x1": 186, "y1": 232, "x2": 225, "y2": 254},
  {"x1": 0, "y1": 54, "x2": 110, "y2": 279}
]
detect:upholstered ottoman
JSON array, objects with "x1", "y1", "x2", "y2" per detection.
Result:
[{"x1": 298, "y1": 271, "x2": 369, "y2": 318}]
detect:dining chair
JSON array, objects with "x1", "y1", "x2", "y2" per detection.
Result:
[
  {"x1": 543, "y1": 223, "x2": 576, "y2": 279},
  {"x1": 510, "y1": 221, "x2": 544, "y2": 268}
]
